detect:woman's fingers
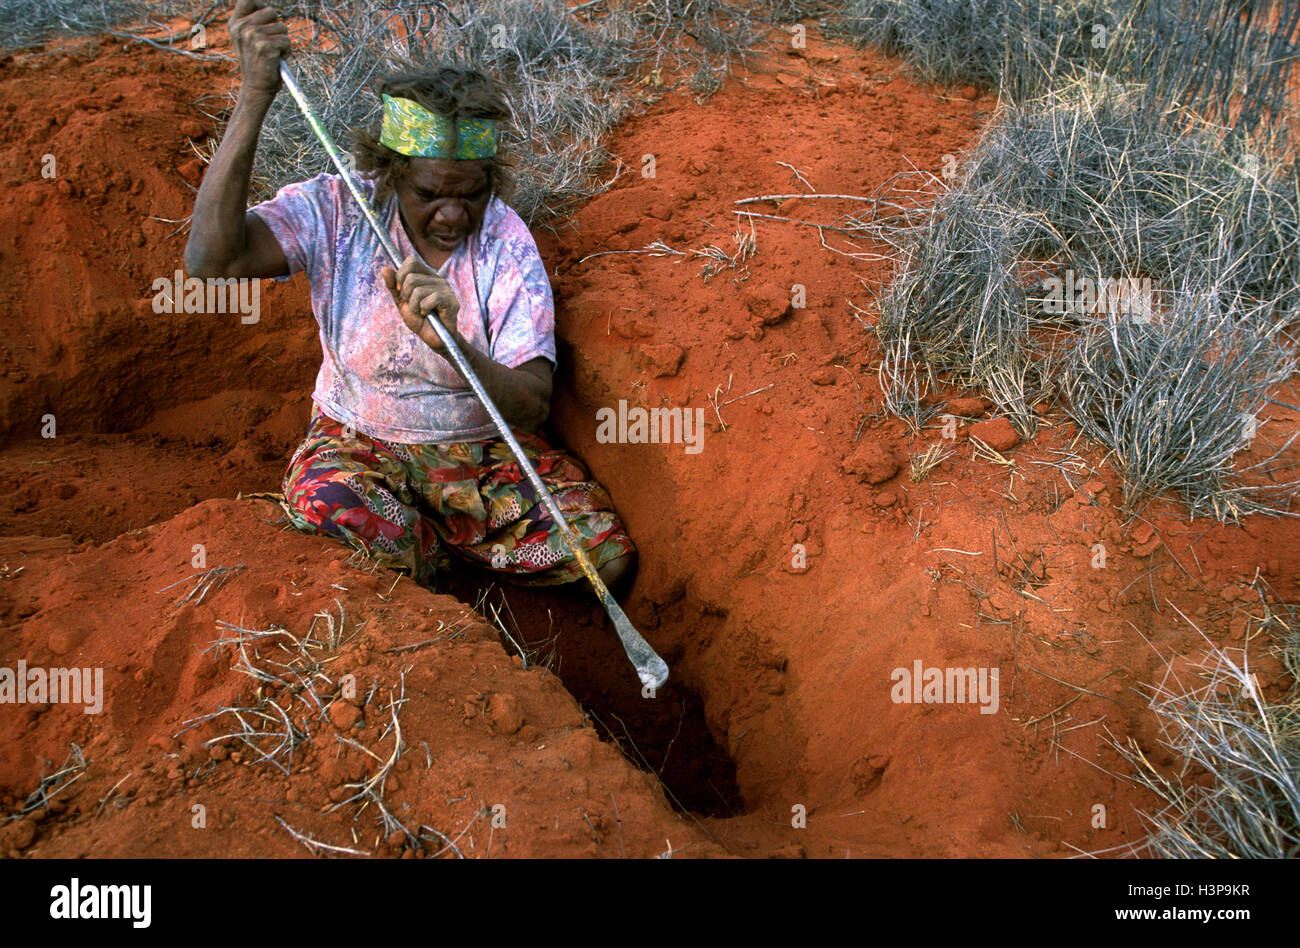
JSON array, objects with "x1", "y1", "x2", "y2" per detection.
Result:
[
  {"x1": 232, "y1": 1, "x2": 289, "y2": 91},
  {"x1": 395, "y1": 255, "x2": 424, "y2": 287},
  {"x1": 394, "y1": 263, "x2": 458, "y2": 320},
  {"x1": 408, "y1": 284, "x2": 437, "y2": 317},
  {"x1": 410, "y1": 283, "x2": 459, "y2": 326},
  {"x1": 382, "y1": 262, "x2": 460, "y2": 353},
  {"x1": 382, "y1": 267, "x2": 423, "y2": 331}
]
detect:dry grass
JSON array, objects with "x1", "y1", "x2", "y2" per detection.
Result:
[
  {"x1": 1116, "y1": 603, "x2": 1300, "y2": 858},
  {"x1": 909, "y1": 442, "x2": 951, "y2": 481},
  {"x1": 858, "y1": 78, "x2": 1299, "y2": 518},
  {"x1": 829, "y1": 0, "x2": 1300, "y2": 146}
]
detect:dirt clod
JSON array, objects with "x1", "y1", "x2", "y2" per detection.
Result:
[
  {"x1": 3, "y1": 819, "x2": 37, "y2": 851},
  {"x1": 842, "y1": 443, "x2": 901, "y2": 485},
  {"x1": 946, "y1": 397, "x2": 988, "y2": 417},
  {"x1": 809, "y1": 367, "x2": 837, "y2": 385},
  {"x1": 328, "y1": 700, "x2": 362, "y2": 731},
  {"x1": 743, "y1": 283, "x2": 793, "y2": 325},
  {"x1": 486, "y1": 693, "x2": 525, "y2": 735},
  {"x1": 969, "y1": 417, "x2": 1021, "y2": 452},
  {"x1": 637, "y1": 343, "x2": 685, "y2": 378}
]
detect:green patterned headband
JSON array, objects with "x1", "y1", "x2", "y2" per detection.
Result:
[{"x1": 379, "y1": 94, "x2": 498, "y2": 159}]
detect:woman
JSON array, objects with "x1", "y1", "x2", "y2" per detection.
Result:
[{"x1": 184, "y1": 0, "x2": 636, "y2": 594}]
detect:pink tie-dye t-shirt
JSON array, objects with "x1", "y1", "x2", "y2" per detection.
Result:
[{"x1": 250, "y1": 172, "x2": 556, "y2": 444}]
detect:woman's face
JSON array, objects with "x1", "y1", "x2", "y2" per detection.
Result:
[{"x1": 394, "y1": 157, "x2": 493, "y2": 255}]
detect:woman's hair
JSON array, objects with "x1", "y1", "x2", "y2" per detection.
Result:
[{"x1": 350, "y1": 66, "x2": 514, "y2": 205}]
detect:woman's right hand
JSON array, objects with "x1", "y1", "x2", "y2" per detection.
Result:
[
  {"x1": 382, "y1": 256, "x2": 463, "y2": 357},
  {"x1": 230, "y1": 0, "x2": 290, "y2": 96}
]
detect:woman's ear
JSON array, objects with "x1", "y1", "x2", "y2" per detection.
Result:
[{"x1": 380, "y1": 163, "x2": 405, "y2": 206}]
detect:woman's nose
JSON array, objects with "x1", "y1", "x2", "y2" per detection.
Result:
[{"x1": 434, "y1": 202, "x2": 469, "y2": 228}]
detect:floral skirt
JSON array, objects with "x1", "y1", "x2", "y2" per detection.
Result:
[{"x1": 281, "y1": 407, "x2": 634, "y2": 586}]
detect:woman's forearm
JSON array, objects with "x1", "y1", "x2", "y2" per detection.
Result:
[
  {"x1": 447, "y1": 339, "x2": 551, "y2": 432},
  {"x1": 184, "y1": 89, "x2": 276, "y2": 277}
]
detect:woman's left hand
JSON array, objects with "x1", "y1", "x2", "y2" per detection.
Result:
[{"x1": 382, "y1": 255, "x2": 461, "y2": 355}]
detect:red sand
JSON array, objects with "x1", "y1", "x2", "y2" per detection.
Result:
[{"x1": 0, "y1": 23, "x2": 1296, "y2": 858}]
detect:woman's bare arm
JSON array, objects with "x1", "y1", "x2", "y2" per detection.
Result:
[{"x1": 183, "y1": 0, "x2": 291, "y2": 280}]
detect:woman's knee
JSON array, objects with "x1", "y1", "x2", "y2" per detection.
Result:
[{"x1": 287, "y1": 478, "x2": 368, "y2": 537}]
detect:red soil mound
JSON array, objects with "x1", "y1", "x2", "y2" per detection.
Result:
[
  {"x1": 0, "y1": 499, "x2": 716, "y2": 857},
  {"x1": 1, "y1": 24, "x2": 1295, "y2": 858}
]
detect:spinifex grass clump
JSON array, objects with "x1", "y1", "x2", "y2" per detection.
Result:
[
  {"x1": 961, "y1": 79, "x2": 1300, "y2": 325},
  {"x1": 759, "y1": 0, "x2": 837, "y2": 18},
  {"x1": 830, "y1": 0, "x2": 1109, "y2": 89},
  {"x1": 1118, "y1": 634, "x2": 1300, "y2": 858},
  {"x1": 1060, "y1": 294, "x2": 1296, "y2": 519},
  {"x1": 860, "y1": 75, "x2": 1299, "y2": 517},
  {"x1": 868, "y1": 178, "x2": 1065, "y2": 431},
  {"x1": 628, "y1": 0, "x2": 763, "y2": 93},
  {"x1": 0, "y1": 0, "x2": 154, "y2": 53},
  {"x1": 829, "y1": 0, "x2": 1300, "y2": 142},
  {"x1": 1089, "y1": 0, "x2": 1300, "y2": 149},
  {"x1": 252, "y1": 0, "x2": 638, "y2": 225}
]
